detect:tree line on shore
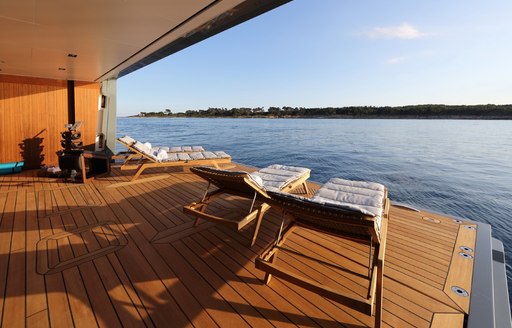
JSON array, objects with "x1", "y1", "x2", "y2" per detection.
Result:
[{"x1": 134, "y1": 104, "x2": 512, "y2": 118}]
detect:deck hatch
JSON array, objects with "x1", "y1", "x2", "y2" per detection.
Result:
[{"x1": 36, "y1": 221, "x2": 127, "y2": 274}]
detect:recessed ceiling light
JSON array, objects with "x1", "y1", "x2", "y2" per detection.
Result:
[
  {"x1": 58, "y1": 67, "x2": 66, "y2": 71},
  {"x1": 68, "y1": 53, "x2": 77, "y2": 58}
]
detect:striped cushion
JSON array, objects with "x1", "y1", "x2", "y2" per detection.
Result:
[
  {"x1": 311, "y1": 178, "x2": 386, "y2": 228},
  {"x1": 162, "y1": 151, "x2": 231, "y2": 163},
  {"x1": 118, "y1": 135, "x2": 136, "y2": 145},
  {"x1": 251, "y1": 164, "x2": 310, "y2": 192}
]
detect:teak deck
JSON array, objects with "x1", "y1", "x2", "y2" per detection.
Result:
[{"x1": 0, "y1": 163, "x2": 476, "y2": 327}]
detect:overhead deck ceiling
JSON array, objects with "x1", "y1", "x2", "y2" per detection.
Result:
[{"x1": 0, "y1": 0, "x2": 290, "y2": 82}]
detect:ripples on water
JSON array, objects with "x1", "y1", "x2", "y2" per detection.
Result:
[{"x1": 117, "y1": 117, "x2": 512, "y2": 298}]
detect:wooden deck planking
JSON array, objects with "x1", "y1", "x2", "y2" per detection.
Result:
[
  {"x1": 25, "y1": 191, "x2": 47, "y2": 318},
  {"x1": 99, "y1": 187, "x2": 216, "y2": 327},
  {"x1": 203, "y1": 236, "x2": 354, "y2": 328},
  {"x1": 26, "y1": 309, "x2": 49, "y2": 328},
  {"x1": 191, "y1": 228, "x2": 323, "y2": 327},
  {"x1": 0, "y1": 165, "x2": 477, "y2": 328},
  {"x1": 204, "y1": 212, "x2": 374, "y2": 328},
  {"x1": 2, "y1": 189, "x2": 26, "y2": 328},
  {"x1": 202, "y1": 227, "x2": 321, "y2": 325},
  {"x1": 184, "y1": 231, "x2": 346, "y2": 328},
  {"x1": 274, "y1": 234, "x2": 370, "y2": 297}
]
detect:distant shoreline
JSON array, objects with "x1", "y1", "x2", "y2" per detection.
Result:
[
  {"x1": 126, "y1": 115, "x2": 512, "y2": 120},
  {"x1": 128, "y1": 104, "x2": 512, "y2": 119}
]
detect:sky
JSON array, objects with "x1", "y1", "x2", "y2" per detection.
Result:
[{"x1": 117, "y1": 0, "x2": 512, "y2": 116}]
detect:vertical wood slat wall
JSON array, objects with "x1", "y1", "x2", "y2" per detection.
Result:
[
  {"x1": 75, "y1": 81, "x2": 101, "y2": 149},
  {"x1": 0, "y1": 74, "x2": 100, "y2": 168}
]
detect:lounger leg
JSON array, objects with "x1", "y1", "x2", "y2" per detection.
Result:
[
  {"x1": 374, "y1": 218, "x2": 387, "y2": 328},
  {"x1": 374, "y1": 262, "x2": 383, "y2": 328},
  {"x1": 193, "y1": 204, "x2": 209, "y2": 227},
  {"x1": 131, "y1": 164, "x2": 146, "y2": 181},
  {"x1": 124, "y1": 153, "x2": 137, "y2": 164},
  {"x1": 302, "y1": 182, "x2": 309, "y2": 195},
  {"x1": 263, "y1": 245, "x2": 286, "y2": 285},
  {"x1": 264, "y1": 252, "x2": 278, "y2": 284},
  {"x1": 250, "y1": 204, "x2": 270, "y2": 247},
  {"x1": 368, "y1": 236, "x2": 373, "y2": 279}
]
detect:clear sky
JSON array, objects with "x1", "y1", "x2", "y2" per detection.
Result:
[{"x1": 117, "y1": 0, "x2": 512, "y2": 116}]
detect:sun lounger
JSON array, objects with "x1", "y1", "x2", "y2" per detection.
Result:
[
  {"x1": 116, "y1": 136, "x2": 232, "y2": 181},
  {"x1": 116, "y1": 135, "x2": 205, "y2": 162},
  {"x1": 255, "y1": 178, "x2": 389, "y2": 328},
  {"x1": 183, "y1": 165, "x2": 310, "y2": 246}
]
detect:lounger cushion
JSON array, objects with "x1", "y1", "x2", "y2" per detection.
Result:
[
  {"x1": 170, "y1": 146, "x2": 205, "y2": 152},
  {"x1": 151, "y1": 146, "x2": 170, "y2": 153},
  {"x1": 251, "y1": 164, "x2": 311, "y2": 192},
  {"x1": 156, "y1": 149, "x2": 169, "y2": 161},
  {"x1": 268, "y1": 177, "x2": 385, "y2": 231},
  {"x1": 163, "y1": 151, "x2": 231, "y2": 163},
  {"x1": 118, "y1": 135, "x2": 136, "y2": 145},
  {"x1": 119, "y1": 136, "x2": 205, "y2": 154},
  {"x1": 132, "y1": 141, "x2": 159, "y2": 161},
  {"x1": 311, "y1": 178, "x2": 386, "y2": 228},
  {"x1": 191, "y1": 164, "x2": 308, "y2": 191},
  {"x1": 248, "y1": 174, "x2": 264, "y2": 188}
]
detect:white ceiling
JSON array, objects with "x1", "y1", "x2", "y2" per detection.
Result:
[{"x1": 0, "y1": 0, "x2": 249, "y2": 82}]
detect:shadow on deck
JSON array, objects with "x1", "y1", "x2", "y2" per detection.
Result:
[{"x1": 0, "y1": 164, "x2": 473, "y2": 327}]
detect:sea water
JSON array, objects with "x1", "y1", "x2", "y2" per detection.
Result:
[{"x1": 117, "y1": 117, "x2": 512, "y2": 298}]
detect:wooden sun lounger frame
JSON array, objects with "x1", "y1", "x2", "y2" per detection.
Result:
[
  {"x1": 115, "y1": 138, "x2": 205, "y2": 165},
  {"x1": 255, "y1": 189, "x2": 389, "y2": 328},
  {"x1": 115, "y1": 139, "x2": 231, "y2": 181},
  {"x1": 183, "y1": 167, "x2": 310, "y2": 247}
]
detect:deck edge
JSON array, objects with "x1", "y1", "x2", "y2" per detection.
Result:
[{"x1": 467, "y1": 221, "x2": 512, "y2": 328}]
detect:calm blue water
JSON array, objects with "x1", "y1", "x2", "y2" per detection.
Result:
[{"x1": 117, "y1": 117, "x2": 512, "y2": 298}]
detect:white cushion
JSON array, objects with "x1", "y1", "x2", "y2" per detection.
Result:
[
  {"x1": 156, "y1": 149, "x2": 168, "y2": 161},
  {"x1": 170, "y1": 146, "x2": 205, "y2": 152},
  {"x1": 118, "y1": 135, "x2": 136, "y2": 145},
  {"x1": 157, "y1": 151, "x2": 231, "y2": 162},
  {"x1": 167, "y1": 153, "x2": 179, "y2": 162},
  {"x1": 213, "y1": 151, "x2": 230, "y2": 159},
  {"x1": 189, "y1": 152, "x2": 205, "y2": 160},
  {"x1": 249, "y1": 174, "x2": 264, "y2": 188},
  {"x1": 312, "y1": 178, "x2": 386, "y2": 228},
  {"x1": 132, "y1": 141, "x2": 158, "y2": 161},
  {"x1": 251, "y1": 164, "x2": 310, "y2": 192}
]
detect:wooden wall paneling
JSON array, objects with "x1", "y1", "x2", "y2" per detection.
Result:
[
  {"x1": 0, "y1": 75, "x2": 70, "y2": 167},
  {"x1": 74, "y1": 82, "x2": 100, "y2": 151},
  {"x1": 45, "y1": 84, "x2": 68, "y2": 167},
  {"x1": 0, "y1": 85, "x2": 4, "y2": 163},
  {"x1": 26, "y1": 83, "x2": 45, "y2": 168}
]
